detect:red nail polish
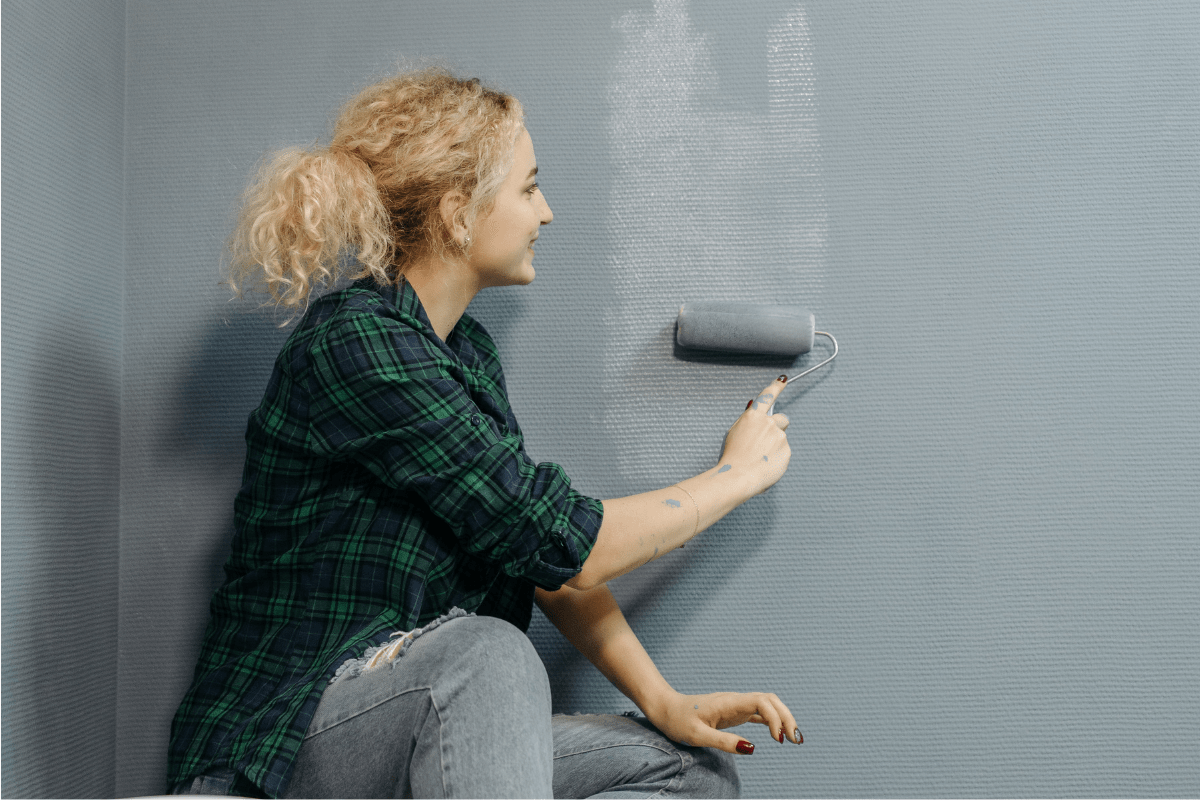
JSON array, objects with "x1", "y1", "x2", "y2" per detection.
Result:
[
  {"x1": 798, "y1": 730, "x2": 804, "y2": 745},
  {"x1": 746, "y1": 399, "x2": 753, "y2": 409},
  {"x1": 736, "y1": 740, "x2": 755, "y2": 755},
  {"x1": 778, "y1": 374, "x2": 788, "y2": 383},
  {"x1": 778, "y1": 730, "x2": 785, "y2": 743}
]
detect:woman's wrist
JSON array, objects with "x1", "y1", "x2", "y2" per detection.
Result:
[
  {"x1": 634, "y1": 683, "x2": 681, "y2": 722},
  {"x1": 713, "y1": 452, "x2": 774, "y2": 497}
]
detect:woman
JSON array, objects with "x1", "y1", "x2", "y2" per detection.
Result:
[{"x1": 169, "y1": 68, "x2": 801, "y2": 799}]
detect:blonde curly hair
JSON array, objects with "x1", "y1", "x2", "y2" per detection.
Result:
[{"x1": 227, "y1": 68, "x2": 524, "y2": 309}]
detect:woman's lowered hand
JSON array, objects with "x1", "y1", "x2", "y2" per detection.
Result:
[{"x1": 646, "y1": 689, "x2": 802, "y2": 755}]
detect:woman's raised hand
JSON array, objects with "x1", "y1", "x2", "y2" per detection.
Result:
[
  {"x1": 720, "y1": 375, "x2": 792, "y2": 495},
  {"x1": 648, "y1": 690, "x2": 802, "y2": 754}
]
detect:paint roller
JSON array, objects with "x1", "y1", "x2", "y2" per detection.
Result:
[{"x1": 675, "y1": 301, "x2": 838, "y2": 405}]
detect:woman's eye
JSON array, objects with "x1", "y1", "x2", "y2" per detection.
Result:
[{"x1": 526, "y1": 183, "x2": 539, "y2": 195}]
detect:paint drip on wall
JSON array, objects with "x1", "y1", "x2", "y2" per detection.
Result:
[{"x1": 603, "y1": 0, "x2": 825, "y2": 489}]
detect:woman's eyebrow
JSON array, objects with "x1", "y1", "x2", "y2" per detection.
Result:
[{"x1": 527, "y1": 166, "x2": 539, "y2": 180}]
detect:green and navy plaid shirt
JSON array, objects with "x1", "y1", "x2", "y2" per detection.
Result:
[{"x1": 167, "y1": 276, "x2": 603, "y2": 797}]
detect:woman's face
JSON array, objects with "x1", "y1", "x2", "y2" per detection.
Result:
[{"x1": 467, "y1": 128, "x2": 553, "y2": 287}]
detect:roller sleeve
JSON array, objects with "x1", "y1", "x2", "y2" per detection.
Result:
[{"x1": 675, "y1": 301, "x2": 815, "y2": 357}]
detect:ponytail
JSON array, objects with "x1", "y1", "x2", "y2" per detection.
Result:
[
  {"x1": 226, "y1": 145, "x2": 394, "y2": 309},
  {"x1": 226, "y1": 68, "x2": 523, "y2": 312}
]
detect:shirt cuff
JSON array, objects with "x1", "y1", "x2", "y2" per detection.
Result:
[{"x1": 523, "y1": 491, "x2": 604, "y2": 590}]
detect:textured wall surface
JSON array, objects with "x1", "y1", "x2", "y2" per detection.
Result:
[
  {"x1": 5, "y1": 0, "x2": 1197, "y2": 797},
  {"x1": 1, "y1": 2, "x2": 126, "y2": 797},
  {"x1": 118, "y1": 1, "x2": 1200, "y2": 796}
]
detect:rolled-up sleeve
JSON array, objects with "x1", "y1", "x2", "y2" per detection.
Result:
[{"x1": 304, "y1": 313, "x2": 602, "y2": 589}]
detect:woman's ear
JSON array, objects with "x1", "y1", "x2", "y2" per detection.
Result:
[{"x1": 439, "y1": 190, "x2": 470, "y2": 248}]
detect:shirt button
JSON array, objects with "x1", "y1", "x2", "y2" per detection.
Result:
[{"x1": 471, "y1": 414, "x2": 482, "y2": 426}]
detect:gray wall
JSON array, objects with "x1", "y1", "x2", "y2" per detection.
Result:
[
  {"x1": 1, "y1": 2, "x2": 126, "y2": 798},
  {"x1": 4, "y1": 0, "x2": 1198, "y2": 797}
]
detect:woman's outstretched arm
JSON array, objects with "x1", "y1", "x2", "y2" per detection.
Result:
[
  {"x1": 534, "y1": 582, "x2": 802, "y2": 752},
  {"x1": 567, "y1": 375, "x2": 792, "y2": 591}
]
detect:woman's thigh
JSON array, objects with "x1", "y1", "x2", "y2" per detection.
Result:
[
  {"x1": 285, "y1": 613, "x2": 554, "y2": 799},
  {"x1": 551, "y1": 714, "x2": 739, "y2": 799}
]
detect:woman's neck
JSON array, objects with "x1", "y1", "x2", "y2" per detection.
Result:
[{"x1": 401, "y1": 255, "x2": 483, "y2": 342}]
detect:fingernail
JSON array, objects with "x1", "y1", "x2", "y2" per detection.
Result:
[
  {"x1": 736, "y1": 740, "x2": 755, "y2": 755},
  {"x1": 778, "y1": 730, "x2": 785, "y2": 743},
  {"x1": 795, "y1": 728, "x2": 803, "y2": 744},
  {"x1": 778, "y1": 374, "x2": 788, "y2": 383},
  {"x1": 746, "y1": 399, "x2": 753, "y2": 410}
]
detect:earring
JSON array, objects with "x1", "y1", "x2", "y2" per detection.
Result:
[{"x1": 462, "y1": 234, "x2": 471, "y2": 249}]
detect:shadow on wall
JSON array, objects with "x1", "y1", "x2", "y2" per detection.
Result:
[
  {"x1": 161, "y1": 304, "x2": 290, "y2": 469},
  {"x1": 158, "y1": 304, "x2": 292, "y2": 596}
]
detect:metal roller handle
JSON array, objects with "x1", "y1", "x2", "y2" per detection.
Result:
[
  {"x1": 788, "y1": 331, "x2": 837, "y2": 383},
  {"x1": 766, "y1": 331, "x2": 837, "y2": 415}
]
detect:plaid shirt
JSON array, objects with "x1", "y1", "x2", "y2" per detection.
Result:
[{"x1": 167, "y1": 276, "x2": 603, "y2": 797}]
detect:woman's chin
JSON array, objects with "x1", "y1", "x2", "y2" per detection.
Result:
[{"x1": 482, "y1": 264, "x2": 536, "y2": 288}]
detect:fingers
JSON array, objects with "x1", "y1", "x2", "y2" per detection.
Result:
[
  {"x1": 761, "y1": 693, "x2": 801, "y2": 745},
  {"x1": 752, "y1": 693, "x2": 785, "y2": 744},
  {"x1": 738, "y1": 694, "x2": 801, "y2": 746},
  {"x1": 745, "y1": 375, "x2": 788, "y2": 414},
  {"x1": 694, "y1": 692, "x2": 802, "y2": 754},
  {"x1": 772, "y1": 412, "x2": 789, "y2": 431}
]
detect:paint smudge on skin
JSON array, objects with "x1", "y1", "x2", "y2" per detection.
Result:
[
  {"x1": 718, "y1": 464, "x2": 731, "y2": 473},
  {"x1": 664, "y1": 498, "x2": 682, "y2": 508},
  {"x1": 641, "y1": 545, "x2": 661, "y2": 570},
  {"x1": 694, "y1": 704, "x2": 700, "y2": 709},
  {"x1": 763, "y1": 455, "x2": 769, "y2": 461},
  {"x1": 749, "y1": 393, "x2": 774, "y2": 413}
]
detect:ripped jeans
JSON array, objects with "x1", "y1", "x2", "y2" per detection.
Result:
[{"x1": 175, "y1": 612, "x2": 738, "y2": 798}]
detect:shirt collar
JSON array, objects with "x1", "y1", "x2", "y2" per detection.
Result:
[
  {"x1": 356, "y1": 274, "x2": 434, "y2": 331},
  {"x1": 361, "y1": 275, "x2": 483, "y2": 372},
  {"x1": 367, "y1": 274, "x2": 424, "y2": 323}
]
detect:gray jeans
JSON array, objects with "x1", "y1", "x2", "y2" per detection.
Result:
[{"x1": 175, "y1": 613, "x2": 739, "y2": 798}]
